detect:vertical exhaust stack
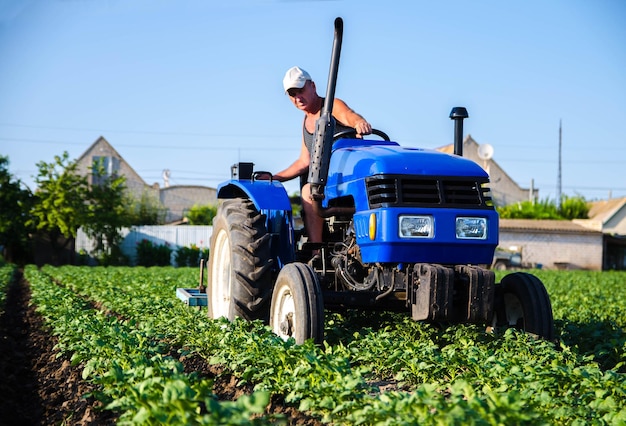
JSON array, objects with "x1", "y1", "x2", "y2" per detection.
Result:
[
  {"x1": 449, "y1": 107, "x2": 468, "y2": 156},
  {"x1": 308, "y1": 17, "x2": 343, "y2": 202}
]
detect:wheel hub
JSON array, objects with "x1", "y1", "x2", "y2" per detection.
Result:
[{"x1": 279, "y1": 312, "x2": 294, "y2": 336}]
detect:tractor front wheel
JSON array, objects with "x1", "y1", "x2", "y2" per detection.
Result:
[
  {"x1": 492, "y1": 272, "x2": 555, "y2": 340},
  {"x1": 207, "y1": 198, "x2": 273, "y2": 322},
  {"x1": 270, "y1": 263, "x2": 324, "y2": 344}
]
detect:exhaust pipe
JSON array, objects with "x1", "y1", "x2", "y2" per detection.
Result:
[
  {"x1": 308, "y1": 17, "x2": 343, "y2": 204},
  {"x1": 449, "y1": 106, "x2": 468, "y2": 156}
]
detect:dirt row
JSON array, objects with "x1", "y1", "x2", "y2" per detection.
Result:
[{"x1": 0, "y1": 272, "x2": 321, "y2": 425}]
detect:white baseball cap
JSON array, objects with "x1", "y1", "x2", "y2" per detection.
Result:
[{"x1": 283, "y1": 66, "x2": 311, "y2": 93}]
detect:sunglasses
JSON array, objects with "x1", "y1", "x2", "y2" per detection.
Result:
[{"x1": 287, "y1": 85, "x2": 306, "y2": 97}]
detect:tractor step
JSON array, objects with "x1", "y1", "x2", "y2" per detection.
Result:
[{"x1": 176, "y1": 288, "x2": 207, "y2": 307}]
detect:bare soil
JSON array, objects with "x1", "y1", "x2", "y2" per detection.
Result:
[{"x1": 0, "y1": 272, "x2": 322, "y2": 425}]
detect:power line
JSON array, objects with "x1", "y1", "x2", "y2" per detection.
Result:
[
  {"x1": 0, "y1": 136, "x2": 299, "y2": 152},
  {"x1": 0, "y1": 123, "x2": 294, "y2": 140},
  {"x1": 3, "y1": 137, "x2": 621, "y2": 164}
]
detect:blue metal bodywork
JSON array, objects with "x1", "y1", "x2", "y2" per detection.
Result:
[
  {"x1": 327, "y1": 139, "x2": 498, "y2": 264},
  {"x1": 217, "y1": 138, "x2": 499, "y2": 266},
  {"x1": 326, "y1": 139, "x2": 487, "y2": 209},
  {"x1": 217, "y1": 179, "x2": 296, "y2": 268},
  {"x1": 353, "y1": 208, "x2": 498, "y2": 264}
]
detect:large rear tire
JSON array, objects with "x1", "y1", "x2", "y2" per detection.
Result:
[
  {"x1": 270, "y1": 263, "x2": 324, "y2": 344},
  {"x1": 493, "y1": 272, "x2": 555, "y2": 340},
  {"x1": 207, "y1": 198, "x2": 273, "y2": 322}
]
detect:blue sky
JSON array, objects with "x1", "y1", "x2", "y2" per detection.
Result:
[{"x1": 1, "y1": 0, "x2": 625, "y2": 201}]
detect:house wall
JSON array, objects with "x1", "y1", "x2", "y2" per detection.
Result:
[
  {"x1": 160, "y1": 186, "x2": 217, "y2": 223},
  {"x1": 499, "y1": 230, "x2": 603, "y2": 270},
  {"x1": 487, "y1": 161, "x2": 535, "y2": 207},
  {"x1": 464, "y1": 139, "x2": 536, "y2": 207},
  {"x1": 605, "y1": 207, "x2": 626, "y2": 235},
  {"x1": 75, "y1": 137, "x2": 148, "y2": 199},
  {"x1": 441, "y1": 137, "x2": 537, "y2": 207}
]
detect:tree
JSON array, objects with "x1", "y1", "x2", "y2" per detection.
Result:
[
  {"x1": 0, "y1": 156, "x2": 33, "y2": 263},
  {"x1": 28, "y1": 152, "x2": 90, "y2": 264},
  {"x1": 83, "y1": 159, "x2": 130, "y2": 264},
  {"x1": 126, "y1": 190, "x2": 167, "y2": 225},
  {"x1": 186, "y1": 203, "x2": 218, "y2": 225}
]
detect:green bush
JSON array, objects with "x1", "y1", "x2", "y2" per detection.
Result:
[
  {"x1": 175, "y1": 245, "x2": 208, "y2": 267},
  {"x1": 559, "y1": 195, "x2": 589, "y2": 219},
  {"x1": 185, "y1": 204, "x2": 218, "y2": 225},
  {"x1": 497, "y1": 195, "x2": 589, "y2": 220},
  {"x1": 135, "y1": 239, "x2": 172, "y2": 266}
]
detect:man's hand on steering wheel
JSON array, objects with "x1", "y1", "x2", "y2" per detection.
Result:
[
  {"x1": 333, "y1": 128, "x2": 391, "y2": 141},
  {"x1": 354, "y1": 121, "x2": 372, "y2": 136}
]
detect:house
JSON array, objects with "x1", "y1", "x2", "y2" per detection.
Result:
[
  {"x1": 574, "y1": 197, "x2": 626, "y2": 270},
  {"x1": 437, "y1": 135, "x2": 537, "y2": 206},
  {"x1": 496, "y1": 198, "x2": 626, "y2": 271},
  {"x1": 577, "y1": 197, "x2": 626, "y2": 235},
  {"x1": 75, "y1": 136, "x2": 217, "y2": 223},
  {"x1": 498, "y1": 219, "x2": 604, "y2": 270}
]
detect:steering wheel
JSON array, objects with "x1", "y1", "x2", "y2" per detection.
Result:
[
  {"x1": 251, "y1": 171, "x2": 273, "y2": 182},
  {"x1": 333, "y1": 128, "x2": 390, "y2": 141}
]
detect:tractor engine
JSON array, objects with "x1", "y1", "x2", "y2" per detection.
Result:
[{"x1": 325, "y1": 218, "x2": 407, "y2": 295}]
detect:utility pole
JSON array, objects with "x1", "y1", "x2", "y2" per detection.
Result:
[{"x1": 556, "y1": 119, "x2": 562, "y2": 210}]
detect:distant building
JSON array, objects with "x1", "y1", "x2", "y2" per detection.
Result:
[
  {"x1": 499, "y1": 219, "x2": 604, "y2": 270},
  {"x1": 75, "y1": 136, "x2": 217, "y2": 223},
  {"x1": 577, "y1": 197, "x2": 626, "y2": 235},
  {"x1": 437, "y1": 135, "x2": 537, "y2": 206},
  {"x1": 574, "y1": 197, "x2": 626, "y2": 270}
]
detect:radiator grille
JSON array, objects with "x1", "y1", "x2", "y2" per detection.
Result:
[{"x1": 366, "y1": 175, "x2": 493, "y2": 209}]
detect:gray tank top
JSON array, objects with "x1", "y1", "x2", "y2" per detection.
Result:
[{"x1": 303, "y1": 98, "x2": 353, "y2": 156}]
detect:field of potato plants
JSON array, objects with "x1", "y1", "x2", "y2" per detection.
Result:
[{"x1": 0, "y1": 263, "x2": 625, "y2": 425}]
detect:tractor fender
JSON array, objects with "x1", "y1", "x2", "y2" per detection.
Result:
[
  {"x1": 217, "y1": 179, "x2": 296, "y2": 268},
  {"x1": 217, "y1": 179, "x2": 292, "y2": 211}
]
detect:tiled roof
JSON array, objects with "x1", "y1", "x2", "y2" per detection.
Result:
[
  {"x1": 499, "y1": 218, "x2": 602, "y2": 234},
  {"x1": 588, "y1": 197, "x2": 626, "y2": 224},
  {"x1": 436, "y1": 144, "x2": 455, "y2": 154}
]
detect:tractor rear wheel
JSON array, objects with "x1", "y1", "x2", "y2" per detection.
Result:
[
  {"x1": 207, "y1": 198, "x2": 273, "y2": 322},
  {"x1": 270, "y1": 263, "x2": 324, "y2": 344},
  {"x1": 493, "y1": 272, "x2": 555, "y2": 340}
]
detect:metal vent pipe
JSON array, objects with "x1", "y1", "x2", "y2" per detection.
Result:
[{"x1": 449, "y1": 107, "x2": 469, "y2": 156}]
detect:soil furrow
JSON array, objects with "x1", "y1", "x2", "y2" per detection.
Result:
[
  {"x1": 0, "y1": 271, "x2": 116, "y2": 425},
  {"x1": 1, "y1": 271, "x2": 322, "y2": 425}
]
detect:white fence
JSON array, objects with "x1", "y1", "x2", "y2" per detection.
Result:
[{"x1": 76, "y1": 225, "x2": 213, "y2": 266}]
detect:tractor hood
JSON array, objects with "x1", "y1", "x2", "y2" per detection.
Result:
[
  {"x1": 325, "y1": 139, "x2": 490, "y2": 210},
  {"x1": 329, "y1": 139, "x2": 488, "y2": 177}
]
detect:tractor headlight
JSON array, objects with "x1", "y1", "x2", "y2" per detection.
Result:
[
  {"x1": 455, "y1": 217, "x2": 487, "y2": 239},
  {"x1": 399, "y1": 215, "x2": 433, "y2": 238}
]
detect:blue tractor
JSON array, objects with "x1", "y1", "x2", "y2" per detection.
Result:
[{"x1": 204, "y1": 18, "x2": 554, "y2": 344}]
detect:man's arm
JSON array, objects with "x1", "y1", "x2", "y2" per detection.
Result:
[
  {"x1": 332, "y1": 98, "x2": 372, "y2": 135},
  {"x1": 272, "y1": 139, "x2": 310, "y2": 182}
]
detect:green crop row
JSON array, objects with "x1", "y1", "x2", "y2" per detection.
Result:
[
  {"x1": 37, "y1": 266, "x2": 626, "y2": 425},
  {"x1": 0, "y1": 263, "x2": 17, "y2": 311},
  {"x1": 25, "y1": 266, "x2": 276, "y2": 425},
  {"x1": 530, "y1": 270, "x2": 626, "y2": 371}
]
